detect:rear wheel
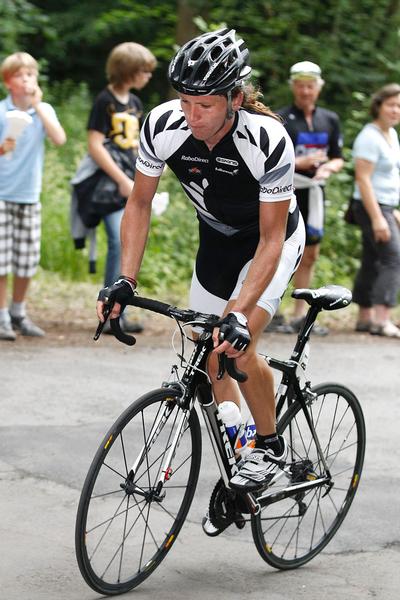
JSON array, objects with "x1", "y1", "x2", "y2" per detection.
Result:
[
  {"x1": 251, "y1": 383, "x2": 365, "y2": 569},
  {"x1": 75, "y1": 388, "x2": 201, "y2": 595}
]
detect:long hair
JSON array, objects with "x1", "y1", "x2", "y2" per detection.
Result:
[{"x1": 233, "y1": 83, "x2": 280, "y2": 121}]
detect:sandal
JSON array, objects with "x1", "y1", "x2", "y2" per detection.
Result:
[{"x1": 370, "y1": 321, "x2": 400, "y2": 338}]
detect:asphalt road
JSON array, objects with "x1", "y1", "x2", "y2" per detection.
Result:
[{"x1": 1, "y1": 328, "x2": 399, "y2": 600}]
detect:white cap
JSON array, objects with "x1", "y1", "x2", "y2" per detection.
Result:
[{"x1": 289, "y1": 61, "x2": 322, "y2": 81}]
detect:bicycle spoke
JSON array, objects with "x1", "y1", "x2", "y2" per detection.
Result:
[
  {"x1": 252, "y1": 383, "x2": 365, "y2": 569},
  {"x1": 76, "y1": 389, "x2": 201, "y2": 594}
]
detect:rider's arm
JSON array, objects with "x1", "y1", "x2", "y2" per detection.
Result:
[
  {"x1": 120, "y1": 171, "x2": 160, "y2": 280},
  {"x1": 96, "y1": 171, "x2": 160, "y2": 321},
  {"x1": 214, "y1": 198, "x2": 290, "y2": 357},
  {"x1": 231, "y1": 199, "x2": 290, "y2": 317}
]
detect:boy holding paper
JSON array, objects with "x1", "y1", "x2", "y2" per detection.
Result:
[{"x1": 0, "y1": 52, "x2": 66, "y2": 340}]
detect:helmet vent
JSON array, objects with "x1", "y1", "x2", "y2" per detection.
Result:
[
  {"x1": 196, "y1": 62, "x2": 210, "y2": 81},
  {"x1": 210, "y1": 46, "x2": 223, "y2": 60},
  {"x1": 191, "y1": 46, "x2": 204, "y2": 60}
]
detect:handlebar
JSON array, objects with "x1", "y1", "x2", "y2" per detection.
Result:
[{"x1": 94, "y1": 295, "x2": 248, "y2": 383}]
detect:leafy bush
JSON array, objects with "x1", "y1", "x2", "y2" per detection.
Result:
[{"x1": 313, "y1": 92, "x2": 370, "y2": 289}]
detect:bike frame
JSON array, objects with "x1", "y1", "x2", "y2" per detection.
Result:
[
  {"x1": 143, "y1": 310, "x2": 333, "y2": 514},
  {"x1": 110, "y1": 288, "x2": 352, "y2": 514}
]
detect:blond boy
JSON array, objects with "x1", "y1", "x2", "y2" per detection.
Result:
[{"x1": 0, "y1": 52, "x2": 66, "y2": 340}]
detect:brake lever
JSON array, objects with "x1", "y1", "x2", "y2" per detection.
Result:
[
  {"x1": 216, "y1": 353, "x2": 248, "y2": 383},
  {"x1": 94, "y1": 304, "x2": 112, "y2": 341},
  {"x1": 217, "y1": 353, "x2": 226, "y2": 380}
]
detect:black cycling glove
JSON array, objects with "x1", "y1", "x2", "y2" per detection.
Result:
[
  {"x1": 218, "y1": 311, "x2": 251, "y2": 352},
  {"x1": 97, "y1": 275, "x2": 137, "y2": 309}
]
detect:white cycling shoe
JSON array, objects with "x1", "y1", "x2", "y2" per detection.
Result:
[{"x1": 229, "y1": 436, "x2": 288, "y2": 493}]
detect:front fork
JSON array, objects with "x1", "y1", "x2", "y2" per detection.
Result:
[{"x1": 123, "y1": 391, "x2": 191, "y2": 500}]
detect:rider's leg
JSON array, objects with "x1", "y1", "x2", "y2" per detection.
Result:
[
  {"x1": 208, "y1": 302, "x2": 275, "y2": 435},
  {"x1": 292, "y1": 243, "x2": 319, "y2": 319}
]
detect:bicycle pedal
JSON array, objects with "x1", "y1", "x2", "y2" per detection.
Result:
[{"x1": 234, "y1": 516, "x2": 246, "y2": 529}]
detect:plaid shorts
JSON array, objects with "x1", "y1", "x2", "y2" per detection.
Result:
[{"x1": 0, "y1": 200, "x2": 41, "y2": 277}]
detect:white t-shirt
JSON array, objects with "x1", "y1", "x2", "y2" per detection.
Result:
[{"x1": 352, "y1": 123, "x2": 400, "y2": 207}]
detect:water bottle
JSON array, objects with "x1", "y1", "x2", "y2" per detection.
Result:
[
  {"x1": 218, "y1": 401, "x2": 248, "y2": 457},
  {"x1": 244, "y1": 415, "x2": 256, "y2": 449}
]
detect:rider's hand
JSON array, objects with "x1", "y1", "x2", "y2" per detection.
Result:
[
  {"x1": 96, "y1": 276, "x2": 137, "y2": 322},
  {"x1": 214, "y1": 312, "x2": 251, "y2": 358}
]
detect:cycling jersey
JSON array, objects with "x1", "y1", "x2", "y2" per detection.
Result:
[{"x1": 136, "y1": 99, "x2": 305, "y2": 316}]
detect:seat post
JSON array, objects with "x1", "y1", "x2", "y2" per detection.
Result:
[{"x1": 291, "y1": 305, "x2": 320, "y2": 357}]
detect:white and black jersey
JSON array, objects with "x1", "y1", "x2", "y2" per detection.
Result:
[{"x1": 136, "y1": 99, "x2": 305, "y2": 316}]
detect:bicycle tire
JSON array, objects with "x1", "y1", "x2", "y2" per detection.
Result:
[
  {"x1": 251, "y1": 382, "x2": 365, "y2": 569},
  {"x1": 75, "y1": 388, "x2": 201, "y2": 595}
]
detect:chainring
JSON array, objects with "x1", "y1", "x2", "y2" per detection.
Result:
[{"x1": 208, "y1": 478, "x2": 246, "y2": 531}]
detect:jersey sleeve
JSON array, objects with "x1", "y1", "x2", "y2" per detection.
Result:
[
  {"x1": 135, "y1": 108, "x2": 167, "y2": 177},
  {"x1": 258, "y1": 125, "x2": 296, "y2": 203}
]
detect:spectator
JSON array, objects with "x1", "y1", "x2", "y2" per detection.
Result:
[
  {"x1": 352, "y1": 83, "x2": 400, "y2": 337},
  {"x1": 275, "y1": 61, "x2": 344, "y2": 335},
  {"x1": 73, "y1": 42, "x2": 157, "y2": 334},
  {"x1": 0, "y1": 52, "x2": 66, "y2": 341}
]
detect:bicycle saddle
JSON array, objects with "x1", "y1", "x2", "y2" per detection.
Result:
[{"x1": 292, "y1": 285, "x2": 352, "y2": 311}]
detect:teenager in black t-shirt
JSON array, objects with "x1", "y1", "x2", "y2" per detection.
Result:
[{"x1": 88, "y1": 42, "x2": 156, "y2": 333}]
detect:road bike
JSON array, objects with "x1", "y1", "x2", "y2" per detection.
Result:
[{"x1": 75, "y1": 284, "x2": 366, "y2": 596}]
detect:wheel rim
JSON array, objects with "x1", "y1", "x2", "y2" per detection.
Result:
[
  {"x1": 77, "y1": 395, "x2": 200, "y2": 592},
  {"x1": 254, "y1": 385, "x2": 365, "y2": 568}
]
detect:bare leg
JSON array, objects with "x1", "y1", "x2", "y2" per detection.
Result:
[
  {"x1": 0, "y1": 275, "x2": 8, "y2": 309},
  {"x1": 357, "y1": 306, "x2": 374, "y2": 324},
  {"x1": 292, "y1": 244, "x2": 319, "y2": 318},
  {"x1": 374, "y1": 304, "x2": 391, "y2": 325},
  {"x1": 12, "y1": 276, "x2": 30, "y2": 304},
  {"x1": 208, "y1": 303, "x2": 276, "y2": 434}
]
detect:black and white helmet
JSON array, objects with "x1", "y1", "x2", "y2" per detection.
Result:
[{"x1": 168, "y1": 28, "x2": 251, "y2": 96}]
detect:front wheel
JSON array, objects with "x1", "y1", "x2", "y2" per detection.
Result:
[
  {"x1": 75, "y1": 388, "x2": 201, "y2": 595},
  {"x1": 251, "y1": 383, "x2": 366, "y2": 569}
]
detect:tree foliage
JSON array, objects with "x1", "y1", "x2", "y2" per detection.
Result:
[
  {"x1": 1, "y1": 0, "x2": 400, "y2": 293},
  {"x1": 2, "y1": 0, "x2": 400, "y2": 116}
]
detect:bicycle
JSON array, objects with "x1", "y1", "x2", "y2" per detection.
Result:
[{"x1": 75, "y1": 284, "x2": 366, "y2": 596}]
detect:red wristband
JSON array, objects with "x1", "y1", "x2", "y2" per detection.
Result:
[{"x1": 120, "y1": 275, "x2": 137, "y2": 288}]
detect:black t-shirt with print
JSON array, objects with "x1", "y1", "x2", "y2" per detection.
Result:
[{"x1": 87, "y1": 87, "x2": 143, "y2": 162}]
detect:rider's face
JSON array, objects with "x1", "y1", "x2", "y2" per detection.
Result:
[{"x1": 179, "y1": 93, "x2": 233, "y2": 146}]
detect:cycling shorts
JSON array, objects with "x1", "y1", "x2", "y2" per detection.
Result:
[{"x1": 189, "y1": 213, "x2": 305, "y2": 318}]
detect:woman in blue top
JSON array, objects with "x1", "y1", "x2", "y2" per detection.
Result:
[{"x1": 352, "y1": 83, "x2": 400, "y2": 337}]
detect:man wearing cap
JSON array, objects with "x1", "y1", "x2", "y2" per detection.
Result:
[{"x1": 277, "y1": 61, "x2": 344, "y2": 335}]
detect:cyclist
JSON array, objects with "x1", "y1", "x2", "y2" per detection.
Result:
[{"x1": 97, "y1": 29, "x2": 305, "y2": 494}]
